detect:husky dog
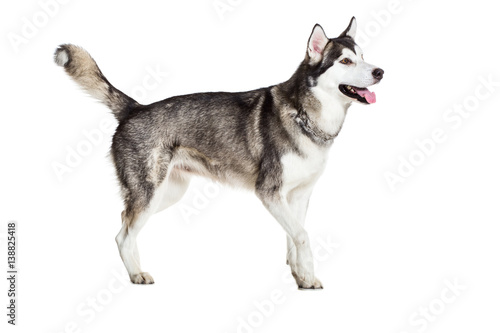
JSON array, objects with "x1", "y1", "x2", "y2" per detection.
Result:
[{"x1": 54, "y1": 17, "x2": 383, "y2": 289}]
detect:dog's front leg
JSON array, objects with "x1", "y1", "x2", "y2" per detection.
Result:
[
  {"x1": 286, "y1": 185, "x2": 315, "y2": 279},
  {"x1": 259, "y1": 194, "x2": 322, "y2": 289}
]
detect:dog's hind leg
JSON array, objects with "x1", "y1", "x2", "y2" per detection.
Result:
[
  {"x1": 120, "y1": 172, "x2": 190, "y2": 278},
  {"x1": 114, "y1": 146, "x2": 174, "y2": 284},
  {"x1": 116, "y1": 201, "x2": 158, "y2": 284},
  {"x1": 115, "y1": 170, "x2": 190, "y2": 284}
]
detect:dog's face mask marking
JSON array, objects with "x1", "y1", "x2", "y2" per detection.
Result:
[{"x1": 307, "y1": 18, "x2": 384, "y2": 104}]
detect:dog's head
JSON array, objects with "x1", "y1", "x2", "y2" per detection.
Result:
[{"x1": 305, "y1": 17, "x2": 383, "y2": 104}]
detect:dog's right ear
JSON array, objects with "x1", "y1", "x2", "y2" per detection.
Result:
[{"x1": 307, "y1": 24, "x2": 329, "y2": 64}]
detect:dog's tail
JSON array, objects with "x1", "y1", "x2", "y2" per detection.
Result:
[{"x1": 54, "y1": 44, "x2": 139, "y2": 122}]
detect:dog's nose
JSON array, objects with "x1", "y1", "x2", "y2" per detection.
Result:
[{"x1": 372, "y1": 68, "x2": 384, "y2": 80}]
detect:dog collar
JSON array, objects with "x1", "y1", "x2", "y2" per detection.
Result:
[{"x1": 294, "y1": 111, "x2": 338, "y2": 145}]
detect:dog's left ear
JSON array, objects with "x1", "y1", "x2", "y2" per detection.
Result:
[
  {"x1": 339, "y1": 16, "x2": 357, "y2": 39},
  {"x1": 307, "y1": 24, "x2": 329, "y2": 64}
]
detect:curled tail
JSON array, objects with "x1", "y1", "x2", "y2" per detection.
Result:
[{"x1": 54, "y1": 44, "x2": 139, "y2": 122}]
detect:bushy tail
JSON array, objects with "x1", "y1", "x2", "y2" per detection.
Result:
[{"x1": 54, "y1": 44, "x2": 139, "y2": 122}]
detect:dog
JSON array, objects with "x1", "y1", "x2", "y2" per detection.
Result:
[{"x1": 54, "y1": 17, "x2": 383, "y2": 289}]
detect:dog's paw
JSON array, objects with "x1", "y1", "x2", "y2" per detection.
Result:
[
  {"x1": 130, "y1": 272, "x2": 155, "y2": 284},
  {"x1": 298, "y1": 277, "x2": 323, "y2": 290},
  {"x1": 292, "y1": 271, "x2": 323, "y2": 290}
]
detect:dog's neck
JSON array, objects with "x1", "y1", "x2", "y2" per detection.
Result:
[
  {"x1": 277, "y1": 68, "x2": 350, "y2": 146},
  {"x1": 294, "y1": 108, "x2": 339, "y2": 145},
  {"x1": 308, "y1": 85, "x2": 350, "y2": 140}
]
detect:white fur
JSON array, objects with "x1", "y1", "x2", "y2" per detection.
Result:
[
  {"x1": 55, "y1": 49, "x2": 69, "y2": 67},
  {"x1": 281, "y1": 139, "x2": 329, "y2": 193},
  {"x1": 311, "y1": 85, "x2": 349, "y2": 136},
  {"x1": 261, "y1": 188, "x2": 322, "y2": 288}
]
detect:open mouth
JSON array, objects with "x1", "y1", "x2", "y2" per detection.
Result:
[{"x1": 339, "y1": 84, "x2": 376, "y2": 104}]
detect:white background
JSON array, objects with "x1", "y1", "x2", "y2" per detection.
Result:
[{"x1": 1, "y1": 0, "x2": 500, "y2": 332}]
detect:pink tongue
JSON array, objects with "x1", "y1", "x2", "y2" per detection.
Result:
[{"x1": 354, "y1": 87, "x2": 376, "y2": 104}]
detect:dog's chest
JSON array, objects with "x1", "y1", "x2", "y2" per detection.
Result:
[{"x1": 281, "y1": 139, "x2": 329, "y2": 191}]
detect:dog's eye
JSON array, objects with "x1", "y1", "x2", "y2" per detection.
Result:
[{"x1": 340, "y1": 58, "x2": 352, "y2": 65}]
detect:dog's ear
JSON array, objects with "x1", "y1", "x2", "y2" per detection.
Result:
[
  {"x1": 307, "y1": 24, "x2": 329, "y2": 64},
  {"x1": 339, "y1": 17, "x2": 357, "y2": 39}
]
